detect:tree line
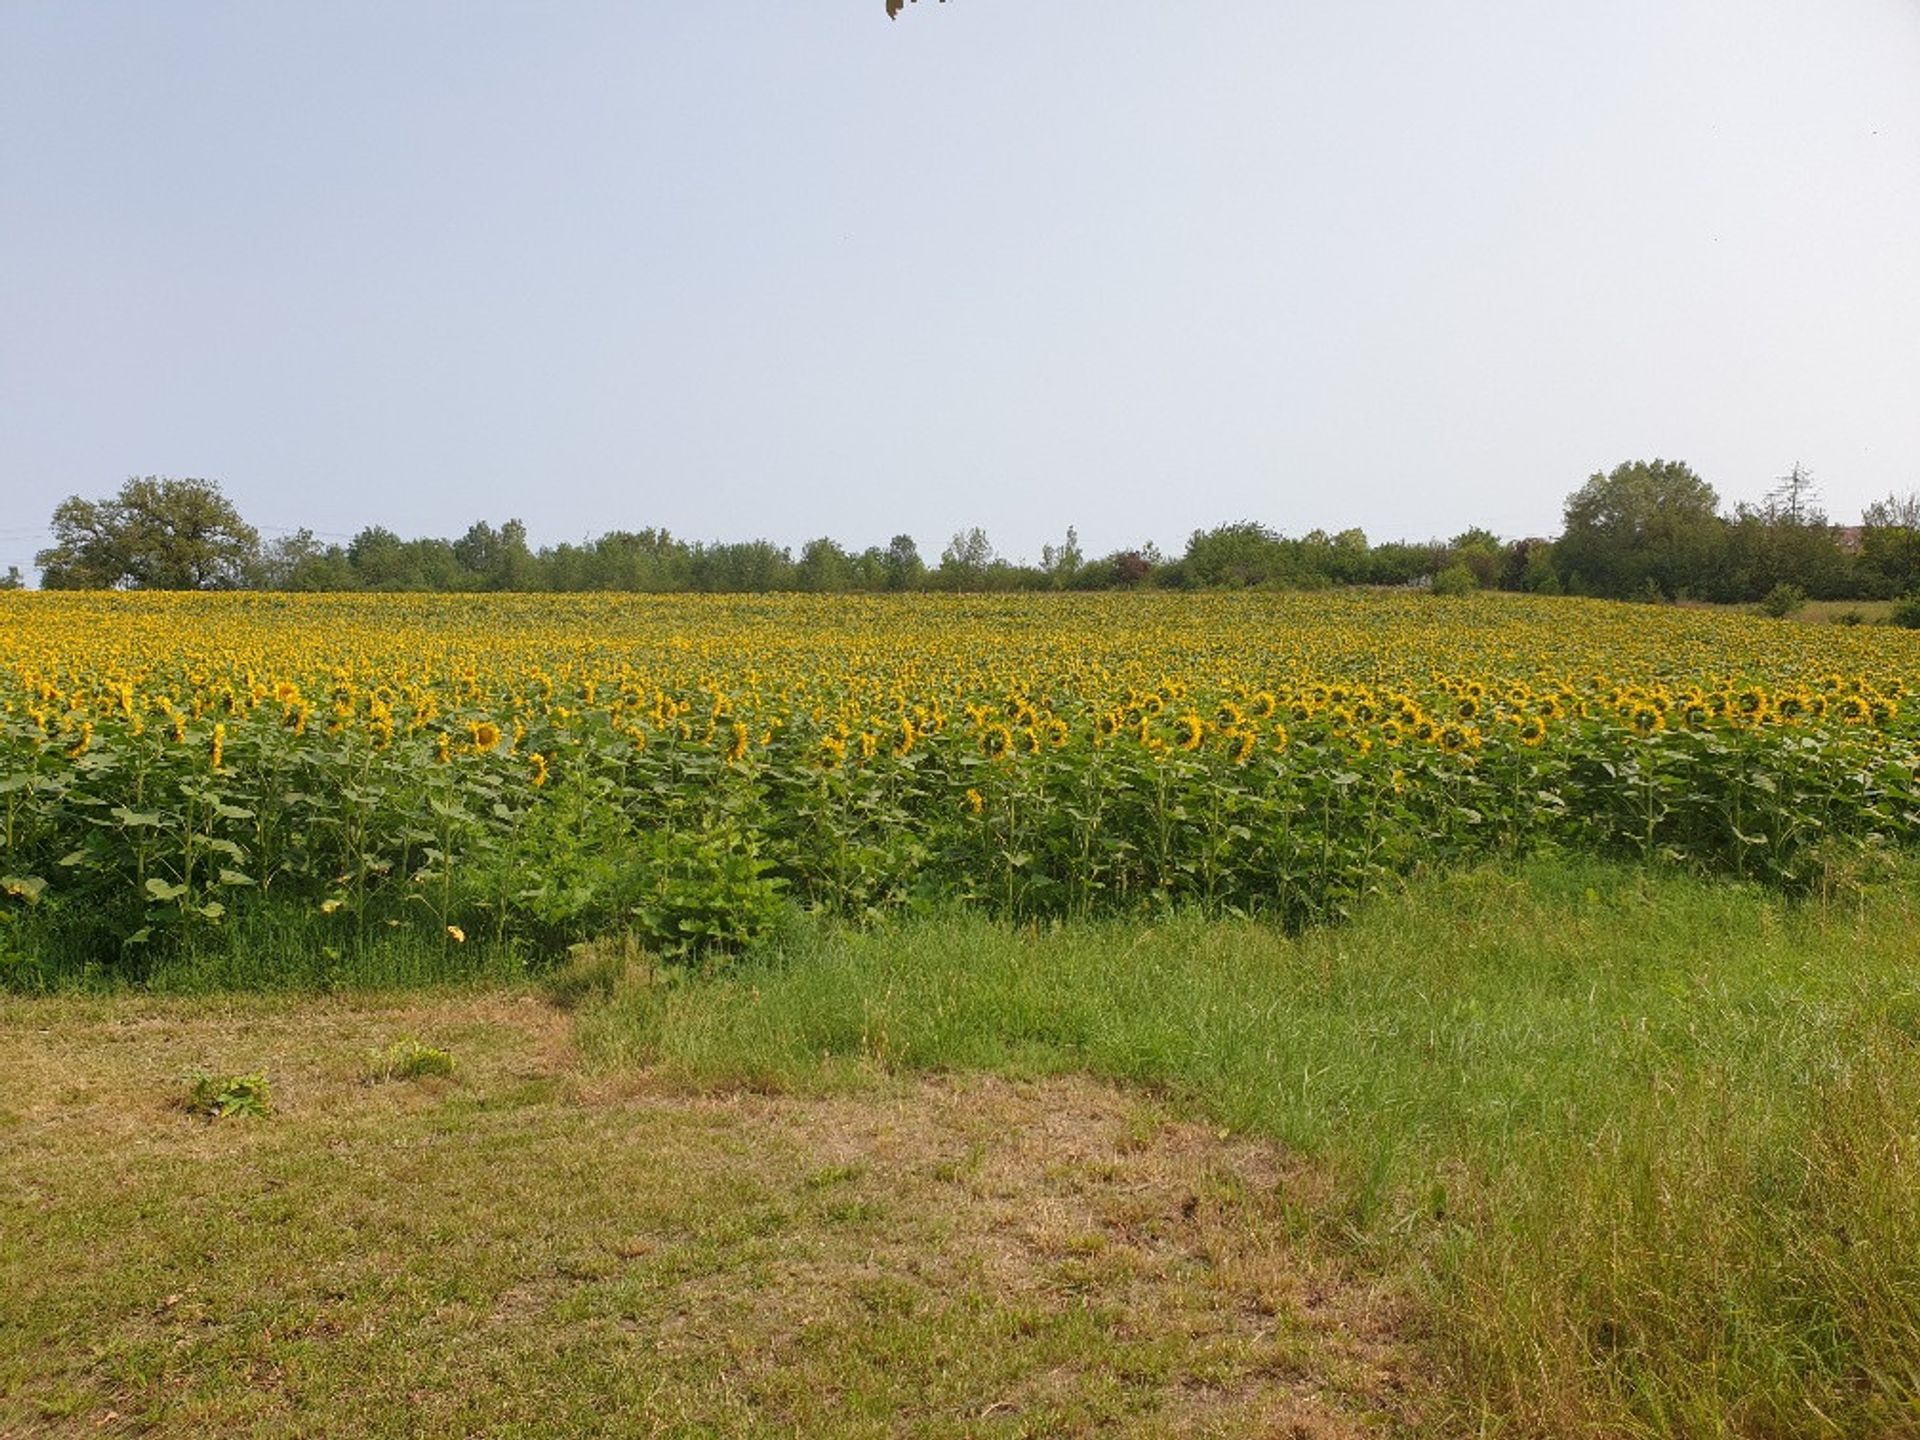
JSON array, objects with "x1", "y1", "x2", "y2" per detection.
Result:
[{"x1": 21, "y1": 460, "x2": 1920, "y2": 605}]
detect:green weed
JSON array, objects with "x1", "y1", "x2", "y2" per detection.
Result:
[{"x1": 182, "y1": 1070, "x2": 272, "y2": 1120}]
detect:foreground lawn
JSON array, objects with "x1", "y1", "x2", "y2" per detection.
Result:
[
  {"x1": 0, "y1": 994, "x2": 1415, "y2": 1438},
  {"x1": 6, "y1": 856, "x2": 1920, "y2": 1436}
]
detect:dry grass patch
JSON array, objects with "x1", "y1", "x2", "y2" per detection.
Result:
[{"x1": 0, "y1": 990, "x2": 1426, "y2": 1439}]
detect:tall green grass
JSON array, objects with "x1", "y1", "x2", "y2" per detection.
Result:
[
  {"x1": 576, "y1": 857, "x2": 1920, "y2": 1437},
  {"x1": 1, "y1": 906, "x2": 528, "y2": 992}
]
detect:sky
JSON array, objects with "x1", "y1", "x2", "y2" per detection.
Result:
[{"x1": 3, "y1": 1, "x2": 1917, "y2": 579}]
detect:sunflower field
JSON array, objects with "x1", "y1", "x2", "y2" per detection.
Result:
[{"x1": 4, "y1": 590, "x2": 1919, "y2": 972}]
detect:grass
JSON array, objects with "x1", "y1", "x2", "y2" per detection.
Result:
[
  {"x1": 1, "y1": 905, "x2": 533, "y2": 993},
  {"x1": 1675, "y1": 596, "x2": 1898, "y2": 625},
  {"x1": 1788, "y1": 597, "x2": 1897, "y2": 625},
  {"x1": 0, "y1": 992, "x2": 1416, "y2": 1437},
  {"x1": 575, "y1": 855, "x2": 1920, "y2": 1437},
  {"x1": 6, "y1": 856, "x2": 1920, "y2": 1436}
]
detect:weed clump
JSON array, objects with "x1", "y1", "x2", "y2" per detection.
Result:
[
  {"x1": 183, "y1": 1070, "x2": 272, "y2": 1119},
  {"x1": 365, "y1": 1038, "x2": 455, "y2": 1083}
]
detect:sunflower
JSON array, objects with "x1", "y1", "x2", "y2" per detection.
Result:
[
  {"x1": 527, "y1": 751, "x2": 549, "y2": 787},
  {"x1": 964, "y1": 787, "x2": 984, "y2": 815},
  {"x1": 1628, "y1": 703, "x2": 1664, "y2": 737},
  {"x1": 1515, "y1": 715, "x2": 1547, "y2": 746},
  {"x1": 470, "y1": 719, "x2": 502, "y2": 752},
  {"x1": 726, "y1": 721, "x2": 750, "y2": 764},
  {"x1": 1228, "y1": 728, "x2": 1256, "y2": 765},
  {"x1": 1173, "y1": 712, "x2": 1205, "y2": 751},
  {"x1": 981, "y1": 723, "x2": 1012, "y2": 760}
]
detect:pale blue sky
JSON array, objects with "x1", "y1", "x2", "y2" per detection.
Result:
[{"x1": 3, "y1": 1, "x2": 1917, "y2": 577}]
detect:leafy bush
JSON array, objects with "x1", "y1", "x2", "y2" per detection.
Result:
[
  {"x1": 1429, "y1": 563, "x2": 1477, "y2": 597},
  {"x1": 1890, "y1": 594, "x2": 1920, "y2": 629},
  {"x1": 628, "y1": 828, "x2": 788, "y2": 962}
]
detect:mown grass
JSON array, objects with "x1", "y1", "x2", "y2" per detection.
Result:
[
  {"x1": 0, "y1": 993, "x2": 1411, "y2": 1438},
  {"x1": 573, "y1": 856, "x2": 1920, "y2": 1437}
]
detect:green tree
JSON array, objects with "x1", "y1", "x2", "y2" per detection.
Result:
[
  {"x1": 1447, "y1": 527, "x2": 1505, "y2": 589},
  {"x1": 0, "y1": 566, "x2": 22, "y2": 590},
  {"x1": 1178, "y1": 521, "x2": 1292, "y2": 588},
  {"x1": 1040, "y1": 526, "x2": 1083, "y2": 589},
  {"x1": 1555, "y1": 459, "x2": 1724, "y2": 599},
  {"x1": 877, "y1": 534, "x2": 925, "y2": 591},
  {"x1": 936, "y1": 527, "x2": 995, "y2": 590},
  {"x1": 795, "y1": 537, "x2": 855, "y2": 592},
  {"x1": 36, "y1": 476, "x2": 260, "y2": 589},
  {"x1": 452, "y1": 519, "x2": 537, "y2": 591},
  {"x1": 1858, "y1": 492, "x2": 1920, "y2": 598}
]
